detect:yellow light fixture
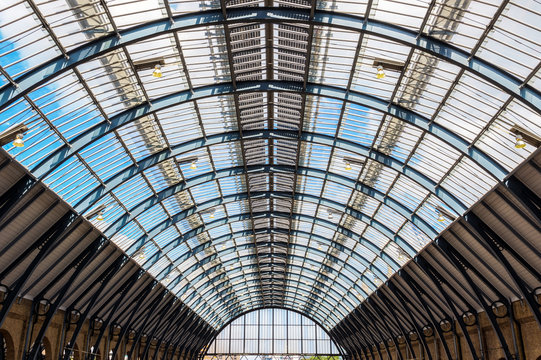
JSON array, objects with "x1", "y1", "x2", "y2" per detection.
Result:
[
  {"x1": 437, "y1": 212, "x2": 445, "y2": 222},
  {"x1": 138, "y1": 249, "x2": 145, "y2": 260},
  {"x1": 345, "y1": 161, "x2": 352, "y2": 171},
  {"x1": 12, "y1": 133, "x2": 24, "y2": 147},
  {"x1": 152, "y1": 64, "x2": 162, "y2": 78},
  {"x1": 209, "y1": 209, "x2": 215, "y2": 219},
  {"x1": 515, "y1": 135, "x2": 526, "y2": 149},
  {"x1": 96, "y1": 211, "x2": 104, "y2": 221},
  {"x1": 376, "y1": 65, "x2": 385, "y2": 79},
  {"x1": 190, "y1": 160, "x2": 197, "y2": 170}
]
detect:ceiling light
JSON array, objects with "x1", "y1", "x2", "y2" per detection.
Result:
[
  {"x1": 437, "y1": 212, "x2": 445, "y2": 222},
  {"x1": 327, "y1": 209, "x2": 333, "y2": 220},
  {"x1": 152, "y1": 64, "x2": 162, "y2": 78},
  {"x1": 376, "y1": 65, "x2": 385, "y2": 79},
  {"x1": 435, "y1": 205, "x2": 456, "y2": 222},
  {"x1": 176, "y1": 156, "x2": 198, "y2": 170},
  {"x1": 514, "y1": 135, "x2": 526, "y2": 149},
  {"x1": 343, "y1": 156, "x2": 365, "y2": 170},
  {"x1": 509, "y1": 124, "x2": 541, "y2": 149},
  {"x1": 373, "y1": 59, "x2": 405, "y2": 78},
  {"x1": 209, "y1": 208, "x2": 215, "y2": 219},
  {"x1": 0, "y1": 123, "x2": 29, "y2": 147},
  {"x1": 12, "y1": 133, "x2": 24, "y2": 147},
  {"x1": 137, "y1": 249, "x2": 145, "y2": 260},
  {"x1": 318, "y1": 243, "x2": 322, "y2": 250},
  {"x1": 398, "y1": 250, "x2": 405, "y2": 261},
  {"x1": 86, "y1": 204, "x2": 107, "y2": 222}
]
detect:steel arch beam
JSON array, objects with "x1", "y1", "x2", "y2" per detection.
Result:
[
  {"x1": 203, "y1": 286, "x2": 347, "y2": 331},
  {"x1": 176, "y1": 236, "x2": 370, "y2": 307},
  {"x1": 74, "y1": 130, "x2": 465, "y2": 244},
  {"x1": 101, "y1": 165, "x2": 439, "y2": 241},
  {"x1": 185, "y1": 244, "x2": 373, "y2": 307},
  {"x1": 132, "y1": 223, "x2": 393, "y2": 325},
  {"x1": 124, "y1": 192, "x2": 418, "y2": 270},
  {"x1": 72, "y1": 131, "x2": 466, "y2": 222},
  {"x1": 1, "y1": 7, "x2": 539, "y2": 120},
  {"x1": 153, "y1": 225, "x2": 385, "y2": 307},
  {"x1": 29, "y1": 81, "x2": 505, "y2": 191},
  {"x1": 203, "y1": 291, "x2": 344, "y2": 329},
  {"x1": 161, "y1": 226, "x2": 392, "y2": 291}
]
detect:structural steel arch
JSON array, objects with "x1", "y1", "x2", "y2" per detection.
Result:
[
  {"x1": 76, "y1": 129, "x2": 466, "y2": 218},
  {"x1": 129, "y1": 204, "x2": 410, "y2": 283},
  {"x1": 1, "y1": 8, "x2": 540, "y2": 116},
  {"x1": 31, "y1": 81, "x2": 505, "y2": 183},
  {"x1": 99, "y1": 165, "x2": 439, "y2": 244}
]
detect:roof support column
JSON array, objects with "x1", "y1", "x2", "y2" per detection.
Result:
[
  {"x1": 91, "y1": 271, "x2": 144, "y2": 354},
  {"x1": 436, "y1": 237, "x2": 514, "y2": 358},
  {"x1": 0, "y1": 210, "x2": 76, "y2": 328},
  {"x1": 415, "y1": 257, "x2": 480, "y2": 360},
  {"x1": 26, "y1": 237, "x2": 106, "y2": 360},
  {"x1": 399, "y1": 270, "x2": 454, "y2": 360},
  {"x1": 385, "y1": 285, "x2": 433, "y2": 360},
  {"x1": 505, "y1": 175, "x2": 541, "y2": 225},
  {"x1": 110, "y1": 281, "x2": 156, "y2": 359},
  {"x1": 464, "y1": 212, "x2": 541, "y2": 328}
]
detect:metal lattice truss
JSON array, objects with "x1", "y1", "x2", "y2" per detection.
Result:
[{"x1": 1, "y1": 0, "x2": 541, "y2": 331}]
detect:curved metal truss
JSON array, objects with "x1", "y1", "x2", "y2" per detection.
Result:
[{"x1": 0, "y1": 0, "x2": 540, "y2": 356}]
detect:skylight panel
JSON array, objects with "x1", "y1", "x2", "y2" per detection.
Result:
[
  {"x1": 371, "y1": 0, "x2": 430, "y2": 30},
  {"x1": 441, "y1": 157, "x2": 498, "y2": 208},
  {"x1": 136, "y1": 202, "x2": 168, "y2": 231},
  {"x1": 478, "y1": 0, "x2": 541, "y2": 80},
  {"x1": 408, "y1": 134, "x2": 461, "y2": 183},
  {"x1": 107, "y1": 0, "x2": 166, "y2": 29},
  {"x1": 339, "y1": 105, "x2": 381, "y2": 147},
  {"x1": 154, "y1": 106, "x2": 201, "y2": 149},
  {"x1": 0, "y1": 1, "x2": 59, "y2": 78},
  {"x1": 43, "y1": 156, "x2": 99, "y2": 204}
]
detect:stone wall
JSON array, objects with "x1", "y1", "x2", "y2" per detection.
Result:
[
  {"x1": 1, "y1": 297, "x2": 187, "y2": 360},
  {"x1": 351, "y1": 300, "x2": 541, "y2": 360}
]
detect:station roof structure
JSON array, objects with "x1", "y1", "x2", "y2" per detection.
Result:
[{"x1": 0, "y1": 0, "x2": 540, "y2": 357}]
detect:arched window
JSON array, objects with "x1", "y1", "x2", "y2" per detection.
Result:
[
  {"x1": 205, "y1": 308, "x2": 343, "y2": 357},
  {"x1": 39, "y1": 338, "x2": 53, "y2": 360},
  {"x1": 0, "y1": 331, "x2": 14, "y2": 360},
  {"x1": 0, "y1": 332, "x2": 7, "y2": 360}
]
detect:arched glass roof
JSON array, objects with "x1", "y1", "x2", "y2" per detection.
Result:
[{"x1": 1, "y1": 0, "x2": 540, "y2": 331}]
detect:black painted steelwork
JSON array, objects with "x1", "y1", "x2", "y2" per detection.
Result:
[
  {"x1": 464, "y1": 212, "x2": 541, "y2": 328},
  {"x1": 0, "y1": 210, "x2": 77, "y2": 328}
]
